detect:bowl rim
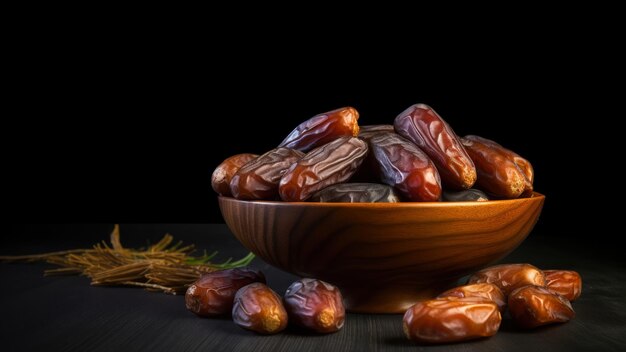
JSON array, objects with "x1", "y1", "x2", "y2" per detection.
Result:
[{"x1": 219, "y1": 192, "x2": 544, "y2": 208}]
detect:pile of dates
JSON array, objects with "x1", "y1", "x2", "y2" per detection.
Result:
[
  {"x1": 212, "y1": 104, "x2": 534, "y2": 202},
  {"x1": 185, "y1": 264, "x2": 581, "y2": 342},
  {"x1": 185, "y1": 268, "x2": 346, "y2": 334},
  {"x1": 404, "y1": 263, "x2": 582, "y2": 344}
]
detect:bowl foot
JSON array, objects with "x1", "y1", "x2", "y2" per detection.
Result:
[{"x1": 342, "y1": 281, "x2": 457, "y2": 314}]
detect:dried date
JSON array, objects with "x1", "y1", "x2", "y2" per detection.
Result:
[
  {"x1": 230, "y1": 147, "x2": 304, "y2": 200},
  {"x1": 544, "y1": 270, "x2": 582, "y2": 301},
  {"x1": 369, "y1": 132, "x2": 441, "y2": 201},
  {"x1": 232, "y1": 282, "x2": 288, "y2": 334},
  {"x1": 211, "y1": 153, "x2": 259, "y2": 196},
  {"x1": 464, "y1": 135, "x2": 534, "y2": 193},
  {"x1": 437, "y1": 283, "x2": 506, "y2": 312},
  {"x1": 279, "y1": 107, "x2": 360, "y2": 152},
  {"x1": 403, "y1": 297, "x2": 501, "y2": 344},
  {"x1": 309, "y1": 183, "x2": 399, "y2": 203},
  {"x1": 461, "y1": 135, "x2": 531, "y2": 198},
  {"x1": 185, "y1": 268, "x2": 265, "y2": 317},
  {"x1": 508, "y1": 285, "x2": 575, "y2": 328},
  {"x1": 394, "y1": 104, "x2": 476, "y2": 190},
  {"x1": 279, "y1": 136, "x2": 368, "y2": 202},
  {"x1": 283, "y1": 278, "x2": 345, "y2": 333},
  {"x1": 468, "y1": 263, "x2": 546, "y2": 296}
]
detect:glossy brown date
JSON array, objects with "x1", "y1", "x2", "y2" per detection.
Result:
[
  {"x1": 394, "y1": 104, "x2": 476, "y2": 190},
  {"x1": 468, "y1": 263, "x2": 546, "y2": 296},
  {"x1": 211, "y1": 153, "x2": 259, "y2": 196},
  {"x1": 185, "y1": 268, "x2": 265, "y2": 317},
  {"x1": 403, "y1": 297, "x2": 501, "y2": 344},
  {"x1": 437, "y1": 283, "x2": 506, "y2": 312},
  {"x1": 369, "y1": 132, "x2": 441, "y2": 201},
  {"x1": 466, "y1": 135, "x2": 534, "y2": 188},
  {"x1": 508, "y1": 285, "x2": 575, "y2": 329},
  {"x1": 279, "y1": 136, "x2": 368, "y2": 202},
  {"x1": 544, "y1": 270, "x2": 582, "y2": 301},
  {"x1": 473, "y1": 135, "x2": 533, "y2": 197},
  {"x1": 283, "y1": 278, "x2": 345, "y2": 333},
  {"x1": 232, "y1": 282, "x2": 288, "y2": 334},
  {"x1": 278, "y1": 107, "x2": 360, "y2": 152},
  {"x1": 442, "y1": 189, "x2": 489, "y2": 202},
  {"x1": 230, "y1": 147, "x2": 304, "y2": 200},
  {"x1": 309, "y1": 183, "x2": 399, "y2": 203},
  {"x1": 461, "y1": 135, "x2": 531, "y2": 198}
]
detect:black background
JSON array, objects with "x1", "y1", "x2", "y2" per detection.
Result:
[{"x1": 6, "y1": 24, "x2": 619, "y2": 241}]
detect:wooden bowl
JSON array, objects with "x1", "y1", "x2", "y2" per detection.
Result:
[{"x1": 219, "y1": 193, "x2": 545, "y2": 313}]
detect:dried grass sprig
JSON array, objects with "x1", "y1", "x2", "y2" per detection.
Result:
[{"x1": 0, "y1": 225, "x2": 255, "y2": 294}]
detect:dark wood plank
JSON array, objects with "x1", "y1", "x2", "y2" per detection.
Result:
[{"x1": 2, "y1": 224, "x2": 625, "y2": 351}]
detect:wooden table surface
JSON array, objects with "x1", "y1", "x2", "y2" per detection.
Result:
[{"x1": 2, "y1": 224, "x2": 625, "y2": 352}]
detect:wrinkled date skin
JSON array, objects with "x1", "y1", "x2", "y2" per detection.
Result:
[
  {"x1": 279, "y1": 136, "x2": 368, "y2": 202},
  {"x1": 403, "y1": 297, "x2": 501, "y2": 344},
  {"x1": 232, "y1": 283, "x2": 288, "y2": 334},
  {"x1": 230, "y1": 147, "x2": 304, "y2": 200},
  {"x1": 461, "y1": 135, "x2": 532, "y2": 198},
  {"x1": 508, "y1": 285, "x2": 575, "y2": 329},
  {"x1": 544, "y1": 270, "x2": 582, "y2": 301},
  {"x1": 442, "y1": 189, "x2": 489, "y2": 202},
  {"x1": 283, "y1": 278, "x2": 346, "y2": 333},
  {"x1": 357, "y1": 124, "x2": 395, "y2": 141},
  {"x1": 211, "y1": 153, "x2": 259, "y2": 197},
  {"x1": 394, "y1": 104, "x2": 476, "y2": 190},
  {"x1": 310, "y1": 183, "x2": 399, "y2": 203},
  {"x1": 468, "y1": 135, "x2": 534, "y2": 191},
  {"x1": 278, "y1": 107, "x2": 360, "y2": 152},
  {"x1": 185, "y1": 268, "x2": 265, "y2": 317},
  {"x1": 369, "y1": 132, "x2": 441, "y2": 201},
  {"x1": 468, "y1": 263, "x2": 546, "y2": 297},
  {"x1": 437, "y1": 283, "x2": 506, "y2": 312}
]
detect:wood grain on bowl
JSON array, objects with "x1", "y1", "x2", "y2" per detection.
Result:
[{"x1": 219, "y1": 194, "x2": 544, "y2": 313}]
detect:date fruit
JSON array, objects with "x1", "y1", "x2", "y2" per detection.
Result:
[
  {"x1": 442, "y1": 189, "x2": 489, "y2": 202},
  {"x1": 544, "y1": 270, "x2": 582, "y2": 301},
  {"x1": 279, "y1": 136, "x2": 368, "y2": 202},
  {"x1": 211, "y1": 153, "x2": 259, "y2": 197},
  {"x1": 461, "y1": 135, "x2": 532, "y2": 198},
  {"x1": 403, "y1": 297, "x2": 501, "y2": 344},
  {"x1": 279, "y1": 107, "x2": 360, "y2": 152},
  {"x1": 369, "y1": 132, "x2": 441, "y2": 201},
  {"x1": 185, "y1": 268, "x2": 265, "y2": 317},
  {"x1": 465, "y1": 135, "x2": 534, "y2": 191},
  {"x1": 437, "y1": 283, "x2": 506, "y2": 312},
  {"x1": 232, "y1": 282, "x2": 288, "y2": 334},
  {"x1": 508, "y1": 285, "x2": 575, "y2": 329},
  {"x1": 283, "y1": 278, "x2": 346, "y2": 333},
  {"x1": 468, "y1": 263, "x2": 546, "y2": 296},
  {"x1": 230, "y1": 147, "x2": 304, "y2": 200},
  {"x1": 394, "y1": 104, "x2": 476, "y2": 190},
  {"x1": 309, "y1": 183, "x2": 399, "y2": 203}
]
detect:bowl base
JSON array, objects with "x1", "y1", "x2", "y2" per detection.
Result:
[{"x1": 342, "y1": 281, "x2": 457, "y2": 314}]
